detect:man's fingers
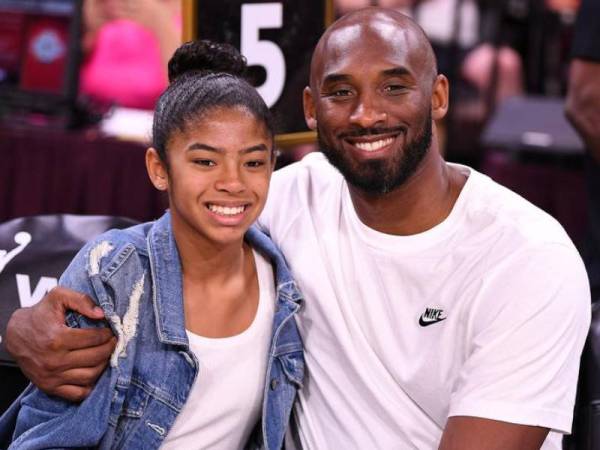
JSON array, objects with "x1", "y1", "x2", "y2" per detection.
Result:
[
  {"x1": 61, "y1": 336, "x2": 116, "y2": 367},
  {"x1": 52, "y1": 385, "x2": 92, "y2": 403},
  {"x1": 44, "y1": 351, "x2": 113, "y2": 401},
  {"x1": 55, "y1": 361, "x2": 111, "y2": 388},
  {"x1": 61, "y1": 326, "x2": 115, "y2": 351},
  {"x1": 48, "y1": 286, "x2": 105, "y2": 320}
]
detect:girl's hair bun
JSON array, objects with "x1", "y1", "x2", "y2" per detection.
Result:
[{"x1": 167, "y1": 40, "x2": 247, "y2": 83}]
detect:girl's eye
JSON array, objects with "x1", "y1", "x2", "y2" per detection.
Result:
[{"x1": 193, "y1": 159, "x2": 215, "y2": 167}]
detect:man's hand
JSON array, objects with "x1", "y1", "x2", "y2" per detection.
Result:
[
  {"x1": 439, "y1": 416, "x2": 549, "y2": 450},
  {"x1": 5, "y1": 287, "x2": 116, "y2": 402},
  {"x1": 565, "y1": 59, "x2": 600, "y2": 164}
]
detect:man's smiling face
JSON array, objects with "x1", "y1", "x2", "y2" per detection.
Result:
[{"x1": 304, "y1": 10, "x2": 439, "y2": 194}]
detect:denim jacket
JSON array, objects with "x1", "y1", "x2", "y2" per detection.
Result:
[{"x1": 0, "y1": 212, "x2": 304, "y2": 450}]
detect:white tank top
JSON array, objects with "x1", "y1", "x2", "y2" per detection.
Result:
[{"x1": 160, "y1": 250, "x2": 275, "y2": 450}]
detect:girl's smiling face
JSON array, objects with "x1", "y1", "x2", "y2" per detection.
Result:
[{"x1": 147, "y1": 106, "x2": 274, "y2": 248}]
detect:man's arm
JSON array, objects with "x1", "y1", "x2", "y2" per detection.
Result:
[
  {"x1": 5, "y1": 287, "x2": 116, "y2": 401},
  {"x1": 435, "y1": 243, "x2": 590, "y2": 449},
  {"x1": 439, "y1": 417, "x2": 548, "y2": 450},
  {"x1": 565, "y1": 0, "x2": 600, "y2": 163},
  {"x1": 565, "y1": 59, "x2": 600, "y2": 164}
]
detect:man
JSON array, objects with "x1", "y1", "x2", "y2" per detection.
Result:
[
  {"x1": 565, "y1": 0, "x2": 600, "y2": 303},
  {"x1": 564, "y1": 0, "x2": 600, "y2": 447},
  {"x1": 4, "y1": 8, "x2": 590, "y2": 449}
]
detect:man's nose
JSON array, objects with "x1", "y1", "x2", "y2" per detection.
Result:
[{"x1": 349, "y1": 94, "x2": 387, "y2": 129}]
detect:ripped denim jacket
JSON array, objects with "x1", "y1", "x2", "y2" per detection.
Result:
[{"x1": 0, "y1": 212, "x2": 304, "y2": 450}]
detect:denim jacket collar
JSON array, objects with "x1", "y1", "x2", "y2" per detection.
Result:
[
  {"x1": 147, "y1": 212, "x2": 188, "y2": 346},
  {"x1": 245, "y1": 226, "x2": 303, "y2": 304}
]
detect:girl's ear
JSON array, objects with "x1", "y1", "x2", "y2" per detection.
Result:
[{"x1": 146, "y1": 147, "x2": 169, "y2": 191}]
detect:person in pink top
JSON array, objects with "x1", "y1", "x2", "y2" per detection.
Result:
[{"x1": 80, "y1": 0, "x2": 181, "y2": 110}]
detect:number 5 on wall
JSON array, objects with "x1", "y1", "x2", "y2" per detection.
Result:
[
  {"x1": 182, "y1": 0, "x2": 333, "y2": 141},
  {"x1": 241, "y1": 2, "x2": 286, "y2": 107}
]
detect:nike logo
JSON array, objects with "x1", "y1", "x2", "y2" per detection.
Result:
[{"x1": 419, "y1": 308, "x2": 447, "y2": 327}]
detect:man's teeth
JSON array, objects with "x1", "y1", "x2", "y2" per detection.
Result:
[
  {"x1": 354, "y1": 137, "x2": 394, "y2": 152},
  {"x1": 208, "y1": 205, "x2": 246, "y2": 216}
]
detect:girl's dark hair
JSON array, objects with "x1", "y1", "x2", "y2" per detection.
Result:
[{"x1": 152, "y1": 40, "x2": 274, "y2": 163}]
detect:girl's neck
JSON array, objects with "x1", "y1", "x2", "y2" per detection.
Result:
[
  {"x1": 171, "y1": 220, "x2": 249, "y2": 286},
  {"x1": 170, "y1": 216, "x2": 259, "y2": 338}
]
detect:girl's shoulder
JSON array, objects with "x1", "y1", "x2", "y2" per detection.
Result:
[
  {"x1": 93, "y1": 221, "x2": 153, "y2": 254},
  {"x1": 61, "y1": 221, "x2": 155, "y2": 288}
]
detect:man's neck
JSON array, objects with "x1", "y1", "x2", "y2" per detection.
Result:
[{"x1": 347, "y1": 148, "x2": 466, "y2": 236}]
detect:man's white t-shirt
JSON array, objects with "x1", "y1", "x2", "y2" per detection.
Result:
[
  {"x1": 258, "y1": 153, "x2": 590, "y2": 450},
  {"x1": 160, "y1": 250, "x2": 275, "y2": 450}
]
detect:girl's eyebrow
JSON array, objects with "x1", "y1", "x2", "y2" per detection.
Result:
[
  {"x1": 241, "y1": 144, "x2": 269, "y2": 154},
  {"x1": 187, "y1": 142, "x2": 220, "y2": 152},
  {"x1": 186, "y1": 143, "x2": 269, "y2": 154}
]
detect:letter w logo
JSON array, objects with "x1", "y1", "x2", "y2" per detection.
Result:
[
  {"x1": 16, "y1": 275, "x2": 57, "y2": 308},
  {"x1": 0, "y1": 231, "x2": 57, "y2": 307}
]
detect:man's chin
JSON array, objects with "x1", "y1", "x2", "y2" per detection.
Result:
[{"x1": 322, "y1": 151, "x2": 395, "y2": 194}]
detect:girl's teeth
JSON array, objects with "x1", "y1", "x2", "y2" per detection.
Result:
[
  {"x1": 208, "y1": 205, "x2": 245, "y2": 216},
  {"x1": 354, "y1": 137, "x2": 394, "y2": 152}
]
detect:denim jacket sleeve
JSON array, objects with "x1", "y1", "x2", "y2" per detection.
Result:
[{"x1": 0, "y1": 237, "x2": 121, "y2": 450}]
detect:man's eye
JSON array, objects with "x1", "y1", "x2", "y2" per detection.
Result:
[
  {"x1": 384, "y1": 84, "x2": 406, "y2": 94},
  {"x1": 332, "y1": 89, "x2": 352, "y2": 97},
  {"x1": 323, "y1": 87, "x2": 353, "y2": 98},
  {"x1": 193, "y1": 159, "x2": 215, "y2": 167}
]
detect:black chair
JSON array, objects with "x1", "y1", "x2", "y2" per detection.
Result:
[{"x1": 0, "y1": 214, "x2": 138, "y2": 414}]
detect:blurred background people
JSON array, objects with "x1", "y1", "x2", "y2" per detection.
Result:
[
  {"x1": 335, "y1": 0, "x2": 524, "y2": 118},
  {"x1": 565, "y1": 0, "x2": 600, "y2": 301},
  {"x1": 333, "y1": 0, "x2": 581, "y2": 159},
  {"x1": 80, "y1": 0, "x2": 181, "y2": 110}
]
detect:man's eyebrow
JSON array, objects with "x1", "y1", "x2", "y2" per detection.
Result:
[
  {"x1": 322, "y1": 67, "x2": 413, "y2": 86},
  {"x1": 382, "y1": 67, "x2": 412, "y2": 78},
  {"x1": 322, "y1": 73, "x2": 351, "y2": 85}
]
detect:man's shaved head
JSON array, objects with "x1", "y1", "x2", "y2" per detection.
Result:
[
  {"x1": 310, "y1": 7, "x2": 438, "y2": 89},
  {"x1": 303, "y1": 7, "x2": 449, "y2": 195}
]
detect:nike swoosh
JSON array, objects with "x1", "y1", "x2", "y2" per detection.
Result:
[{"x1": 419, "y1": 316, "x2": 447, "y2": 327}]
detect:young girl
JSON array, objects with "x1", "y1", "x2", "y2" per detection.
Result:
[{"x1": 0, "y1": 41, "x2": 304, "y2": 450}]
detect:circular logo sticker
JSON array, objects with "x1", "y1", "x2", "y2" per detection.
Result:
[{"x1": 31, "y1": 30, "x2": 65, "y2": 64}]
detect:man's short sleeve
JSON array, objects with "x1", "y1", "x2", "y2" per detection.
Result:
[{"x1": 448, "y1": 243, "x2": 591, "y2": 433}]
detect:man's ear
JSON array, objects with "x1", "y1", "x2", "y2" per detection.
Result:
[
  {"x1": 303, "y1": 86, "x2": 317, "y2": 130},
  {"x1": 145, "y1": 147, "x2": 169, "y2": 191},
  {"x1": 431, "y1": 74, "x2": 449, "y2": 121}
]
